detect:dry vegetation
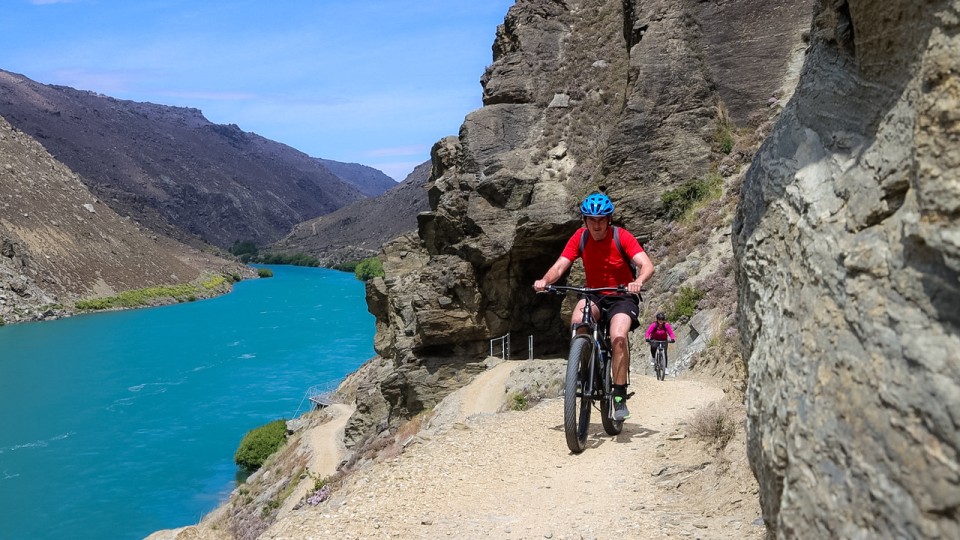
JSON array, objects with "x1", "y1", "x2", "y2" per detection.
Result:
[{"x1": 689, "y1": 400, "x2": 740, "y2": 451}]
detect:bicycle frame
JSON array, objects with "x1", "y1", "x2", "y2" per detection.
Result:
[
  {"x1": 557, "y1": 285, "x2": 621, "y2": 401},
  {"x1": 572, "y1": 294, "x2": 606, "y2": 398},
  {"x1": 545, "y1": 285, "x2": 628, "y2": 452}
]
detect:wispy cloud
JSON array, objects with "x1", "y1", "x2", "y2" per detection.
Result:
[{"x1": 159, "y1": 90, "x2": 258, "y2": 102}]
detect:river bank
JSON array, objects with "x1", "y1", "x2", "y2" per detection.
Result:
[
  {"x1": 0, "y1": 266, "x2": 259, "y2": 326},
  {"x1": 0, "y1": 265, "x2": 374, "y2": 540}
]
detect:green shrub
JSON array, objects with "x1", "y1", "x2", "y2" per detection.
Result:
[
  {"x1": 257, "y1": 268, "x2": 274, "y2": 278},
  {"x1": 201, "y1": 275, "x2": 226, "y2": 289},
  {"x1": 714, "y1": 124, "x2": 734, "y2": 154},
  {"x1": 660, "y1": 173, "x2": 723, "y2": 221},
  {"x1": 75, "y1": 283, "x2": 203, "y2": 311},
  {"x1": 0, "y1": 316, "x2": 5, "y2": 326},
  {"x1": 229, "y1": 240, "x2": 259, "y2": 263},
  {"x1": 234, "y1": 419, "x2": 288, "y2": 472},
  {"x1": 712, "y1": 103, "x2": 735, "y2": 155},
  {"x1": 255, "y1": 252, "x2": 320, "y2": 267},
  {"x1": 354, "y1": 257, "x2": 384, "y2": 282},
  {"x1": 333, "y1": 261, "x2": 359, "y2": 273},
  {"x1": 667, "y1": 286, "x2": 704, "y2": 321},
  {"x1": 510, "y1": 393, "x2": 529, "y2": 411}
]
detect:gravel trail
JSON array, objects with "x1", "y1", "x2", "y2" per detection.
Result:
[{"x1": 261, "y1": 361, "x2": 764, "y2": 540}]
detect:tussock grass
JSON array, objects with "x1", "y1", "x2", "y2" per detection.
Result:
[
  {"x1": 509, "y1": 392, "x2": 529, "y2": 411},
  {"x1": 712, "y1": 102, "x2": 735, "y2": 155},
  {"x1": 689, "y1": 401, "x2": 737, "y2": 450}
]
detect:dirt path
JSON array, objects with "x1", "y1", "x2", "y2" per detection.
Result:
[
  {"x1": 261, "y1": 360, "x2": 764, "y2": 540},
  {"x1": 278, "y1": 403, "x2": 354, "y2": 515}
]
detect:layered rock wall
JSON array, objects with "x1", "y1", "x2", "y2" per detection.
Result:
[
  {"x1": 733, "y1": 0, "x2": 960, "y2": 537},
  {"x1": 356, "y1": 0, "x2": 811, "y2": 438}
]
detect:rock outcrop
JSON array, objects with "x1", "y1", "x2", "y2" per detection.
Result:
[
  {"x1": 352, "y1": 0, "x2": 811, "y2": 441},
  {"x1": 733, "y1": 0, "x2": 960, "y2": 537}
]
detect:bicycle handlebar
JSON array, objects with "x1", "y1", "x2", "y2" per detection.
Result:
[{"x1": 541, "y1": 285, "x2": 632, "y2": 295}]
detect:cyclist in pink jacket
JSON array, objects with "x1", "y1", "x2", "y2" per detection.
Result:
[{"x1": 644, "y1": 312, "x2": 676, "y2": 366}]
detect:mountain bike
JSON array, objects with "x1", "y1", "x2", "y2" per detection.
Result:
[
  {"x1": 648, "y1": 339, "x2": 671, "y2": 381},
  {"x1": 543, "y1": 285, "x2": 633, "y2": 453}
]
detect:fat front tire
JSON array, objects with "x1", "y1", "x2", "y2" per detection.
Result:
[{"x1": 564, "y1": 335, "x2": 593, "y2": 453}]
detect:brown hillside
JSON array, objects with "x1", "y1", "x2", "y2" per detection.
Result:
[
  {"x1": 270, "y1": 160, "x2": 431, "y2": 266},
  {"x1": 0, "y1": 116, "x2": 252, "y2": 324},
  {"x1": 0, "y1": 69, "x2": 371, "y2": 249}
]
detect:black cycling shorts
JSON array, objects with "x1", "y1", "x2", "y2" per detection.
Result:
[{"x1": 590, "y1": 294, "x2": 641, "y2": 331}]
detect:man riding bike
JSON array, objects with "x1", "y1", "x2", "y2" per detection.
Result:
[
  {"x1": 534, "y1": 192, "x2": 655, "y2": 421},
  {"x1": 645, "y1": 312, "x2": 676, "y2": 367}
]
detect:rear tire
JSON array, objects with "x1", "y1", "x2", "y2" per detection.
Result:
[
  {"x1": 600, "y1": 354, "x2": 623, "y2": 435},
  {"x1": 600, "y1": 395, "x2": 623, "y2": 435},
  {"x1": 564, "y1": 335, "x2": 593, "y2": 453}
]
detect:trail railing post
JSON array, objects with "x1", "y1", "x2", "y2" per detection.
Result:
[{"x1": 489, "y1": 333, "x2": 510, "y2": 360}]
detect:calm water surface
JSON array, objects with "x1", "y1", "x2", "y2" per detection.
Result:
[{"x1": 0, "y1": 265, "x2": 374, "y2": 540}]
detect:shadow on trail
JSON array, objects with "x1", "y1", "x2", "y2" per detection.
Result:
[{"x1": 549, "y1": 422, "x2": 660, "y2": 451}]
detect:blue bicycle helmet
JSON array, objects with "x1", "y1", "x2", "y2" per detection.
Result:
[{"x1": 580, "y1": 193, "x2": 614, "y2": 217}]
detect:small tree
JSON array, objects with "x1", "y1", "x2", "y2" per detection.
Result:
[
  {"x1": 234, "y1": 419, "x2": 287, "y2": 472},
  {"x1": 354, "y1": 257, "x2": 384, "y2": 281},
  {"x1": 230, "y1": 240, "x2": 259, "y2": 262}
]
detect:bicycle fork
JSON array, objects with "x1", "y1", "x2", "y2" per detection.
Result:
[{"x1": 579, "y1": 341, "x2": 601, "y2": 401}]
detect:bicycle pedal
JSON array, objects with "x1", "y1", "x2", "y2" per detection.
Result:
[{"x1": 626, "y1": 391, "x2": 635, "y2": 399}]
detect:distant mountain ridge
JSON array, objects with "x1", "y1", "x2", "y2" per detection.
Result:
[
  {"x1": 270, "y1": 160, "x2": 430, "y2": 265},
  {"x1": 0, "y1": 69, "x2": 394, "y2": 249},
  {"x1": 316, "y1": 158, "x2": 398, "y2": 197}
]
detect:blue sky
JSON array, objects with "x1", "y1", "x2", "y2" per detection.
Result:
[{"x1": 0, "y1": 0, "x2": 516, "y2": 181}]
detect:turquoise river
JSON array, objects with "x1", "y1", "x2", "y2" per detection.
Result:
[{"x1": 0, "y1": 265, "x2": 375, "y2": 540}]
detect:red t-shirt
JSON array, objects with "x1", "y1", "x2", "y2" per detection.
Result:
[{"x1": 560, "y1": 227, "x2": 644, "y2": 289}]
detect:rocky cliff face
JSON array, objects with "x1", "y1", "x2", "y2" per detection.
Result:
[
  {"x1": 0, "y1": 70, "x2": 372, "y2": 249},
  {"x1": 733, "y1": 0, "x2": 960, "y2": 537},
  {"x1": 0, "y1": 116, "x2": 250, "y2": 323},
  {"x1": 354, "y1": 0, "x2": 811, "y2": 440}
]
